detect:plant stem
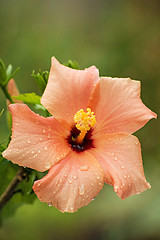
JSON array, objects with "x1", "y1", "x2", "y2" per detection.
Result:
[
  {"x1": 0, "y1": 167, "x2": 27, "y2": 211},
  {"x1": 1, "y1": 85, "x2": 14, "y2": 103}
]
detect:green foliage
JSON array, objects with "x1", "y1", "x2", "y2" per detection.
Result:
[
  {"x1": 0, "y1": 59, "x2": 20, "y2": 87},
  {"x1": 0, "y1": 147, "x2": 37, "y2": 224},
  {"x1": 65, "y1": 60, "x2": 79, "y2": 69},
  {"x1": 0, "y1": 109, "x2": 4, "y2": 118},
  {"x1": 13, "y1": 93, "x2": 41, "y2": 105},
  {"x1": 31, "y1": 70, "x2": 49, "y2": 93},
  {"x1": 0, "y1": 59, "x2": 7, "y2": 86}
]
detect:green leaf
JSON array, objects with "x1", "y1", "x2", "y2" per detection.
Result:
[
  {"x1": 0, "y1": 167, "x2": 36, "y2": 225},
  {"x1": 0, "y1": 109, "x2": 4, "y2": 118},
  {"x1": 32, "y1": 70, "x2": 49, "y2": 93},
  {"x1": 0, "y1": 59, "x2": 7, "y2": 86},
  {"x1": 6, "y1": 64, "x2": 13, "y2": 79},
  {"x1": 0, "y1": 154, "x2": 37, "y2": 224},
  {"x1": 65, "y1": 60, "x2": 79, "y2": 69},
  {"x1": 33, "y1": 104, "x2": 46, "y2": 111},
  {"x1": 7, "y1": 66, "x2": 20, "y2": 82},
  {"x1": 13, "y1": 93, "x2": 41, "y2": 104}
]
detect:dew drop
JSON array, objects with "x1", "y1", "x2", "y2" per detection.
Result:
[
  {"x1": 114, "y1": 157, "x2": 118, "y2": 161},
  {"x1": 42, "y1": 129, "x2": 46, "y2": 133},
  {"x1": 146, "y1": 182, "x2": 151, "y2": 188},
  {"x1": 111, "y1": 152, "x2": 115, "y2": 157},
  {"x1": 59, "y1": 179, "x2": 63, "y2": 183},
  {"x1": 97, "y1": 176, "x2": 100, "y2": 180},
  {"x1": 37, "y1": 183, "x2": 41, "y2": 186},
  {"x1": 121, "y1": 166, "x2": 125, "y2": 169},
  {"x1": 78, "y1": 184, "x2": 85, "y2": 195},
  {"x1": 31, "y1": 151, "x2": 34, "y2": 154},
  {"x1": 27, "y1": 140, "x2": 31, "y2": 143},
  {"x1": 44, "y1": 162, "x2": 51, "y2": 169},
  {"x1": 80, "y1": 165, "x2": 89, "y2": 171},
  {"x1": 92, "y1": 197, "x2": 95, "y2": 201},
  {"x1": 44, "y1": 146, "x2": 48, "y2": 151},
  {"x1": 73, "y1": 176, "x2": 77, "y2": 180},
  {"x1": 68, "y1": 180, "x2": 72, "y2": 184},
  {"x1": 48, "y1": 202, "x2": 52, "y2": 207},
  {"x1": 114, "y1": 186, "x2": 118, "y2": 192},
  {"x1": 123, "y1": 175, "x2": 127, "y2": 178}
]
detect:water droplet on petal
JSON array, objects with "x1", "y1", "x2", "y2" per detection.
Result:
[
  {"x1": 44, "y1": 146, "x2": 48, "y2": 151},
  {"x1": 114, "y1": 186, "x2": 118, "y2": 192},
  {"x1": 27, "y1": 140, "x2": 31, "y2": 143},
  {"x1": 114, "y1": 157, "x2": 118, "y2": 161},
  {"x1": 44, "y1": 162, "x2": 51, "y2": 169},
  {"x1": 79, "y1": 184, "x2": 85, "y2": 195},
  {"x1": 48, "y1": 202, "x2": 52, "y2": 207},
  {"x1": 73, "y1": 176, "x2": 77, "y2": 180},
  {"x1": 111, "y1": 152, "x2": 115, "y2": 157},
  {"x1": 68, "y1": 180, "x2": 72, "y2": 184},
  {"x1": 123, "y1": 175, "x2": 127, "y2": 178},
  {"x1": 43, "y1": 129, "x2": 46, "y2": 133},
  {"x1": 121, "y1": 166, "x2": 125, "y2": 169},
  {"x1": 146, "y1": 182, "x2": 151, "y2": 188},
  {"x1": 80, "y1": 165, "x2": 89, "y2": 171},
  {"x1": 92, "y1": 197, "x2": 95, "y2": 201}
]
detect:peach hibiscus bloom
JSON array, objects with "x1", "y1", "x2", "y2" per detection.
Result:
[{"x1": 3, "y1": 57, "x2": 156, "y2": 212}]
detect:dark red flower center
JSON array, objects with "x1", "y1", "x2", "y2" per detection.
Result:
[{"x1": 67, "y1": 126, "x2": 94, "y2": 152}]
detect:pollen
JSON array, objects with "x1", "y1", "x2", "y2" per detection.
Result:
[{"x1": 74, "y1": 108, "x2": 96, "y2": 143}]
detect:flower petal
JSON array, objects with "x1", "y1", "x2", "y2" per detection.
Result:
[
  {"x1": 89, "y1": 77, "x2": 157, "y2": 135},
  {"x1": 33, "y1": 151, "x2": 104, "y2": 213},
  {"x1": 2, "y1": 104, "x2": 71, "y2": 172},
  {"x1": 7, "y1": 79, "x2": 22, "y2": 105},
  {"x1": 90, "y1": 132, "x2": 150, "y2": 199},
  {"x1": 41, "y1": 57, "x2": 99, "y2": 125}
]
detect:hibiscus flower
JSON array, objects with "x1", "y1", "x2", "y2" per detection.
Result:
[{"x1": 2, "y1": 57, "x2": 156, "y2": 212}]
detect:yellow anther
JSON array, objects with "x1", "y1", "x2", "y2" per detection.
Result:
[{"x1": 74, "y1": 108, "x2": 96, "y2": 143}]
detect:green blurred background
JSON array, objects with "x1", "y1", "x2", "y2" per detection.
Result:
[{"x1": 0, "y1": 0, "x2": 160, "y2": 239}]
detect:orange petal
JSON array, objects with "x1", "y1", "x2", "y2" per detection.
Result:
[
  {"x1": 90, "y1": 132, "x2": 151, "y2": 199},
  {"x1": 2, "y1": 104, "x2": 71, "y2": 172},
  {"x1": 89, "y1": 77, "x2": 157, "y2": 136},
  {"x1": 33, "y1": 151, "x2": 104, "y2": 212},
  {"x1": 7, "y1": 79, "x2": 22, "y2": 105},
  {"x1": 41, "y1": 57, "x2": 99, "y2": 125}
]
